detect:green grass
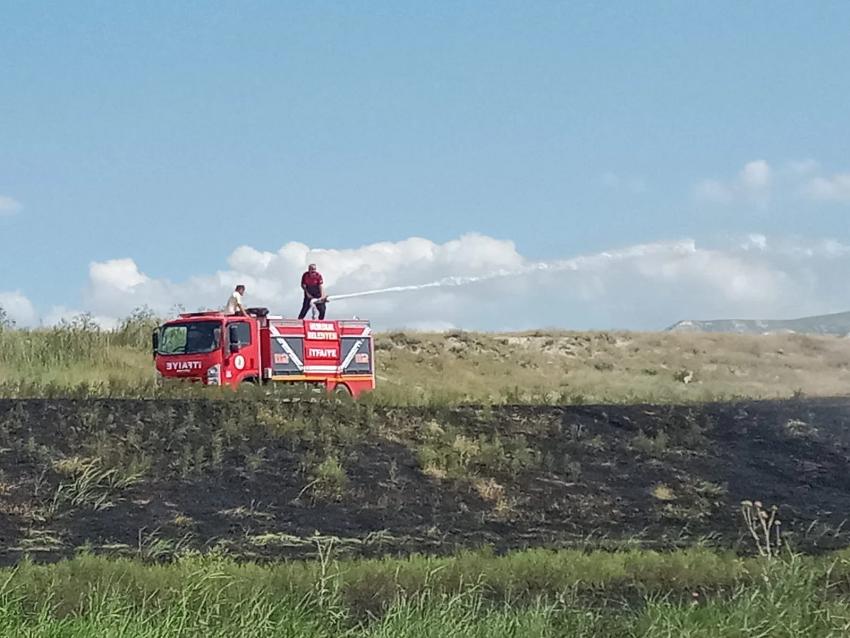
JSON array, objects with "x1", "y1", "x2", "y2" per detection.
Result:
[
  {"x1": 1, "y1": 549, "x2": 850, "y2": 636},
  {"x1": 0, "y1": 311, "x2": 156, "y2": 391},
  {"x1": 4, "y1": 312, "x2": 850, "y2": 403}
]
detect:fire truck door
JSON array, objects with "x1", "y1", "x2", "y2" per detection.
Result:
[
  {"x1": 270, "y1": 334, "x2": 305, "y2": 375},
  {"x1": 339, "y1": 336, "x2": 373, "y2": 374}
]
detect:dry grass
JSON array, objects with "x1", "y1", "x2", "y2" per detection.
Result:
[
  {"x1": 652, "y1": 483, "x2": 675, "y2": 501},
  {"x1": 2, "y1": 321, "x2": 850, "y2": 403},
  {"x1": 373, "y1": 330, "x2": 850, "y2": 403}
]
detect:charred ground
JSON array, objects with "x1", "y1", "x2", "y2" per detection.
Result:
[{"x1": 0, "y1": 396, "x2": 849, "y2": 565}]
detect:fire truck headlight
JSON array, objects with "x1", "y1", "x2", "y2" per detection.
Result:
[{"x1": 206, "y1": 364, "x2": 222, "y2": 385}]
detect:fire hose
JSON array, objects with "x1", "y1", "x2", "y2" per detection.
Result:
[{"x1": 307, "y1": 294, "x2": 351, "y2": 319}]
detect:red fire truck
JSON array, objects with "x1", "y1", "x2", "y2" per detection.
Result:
[{"x1": 152, "y1": 308, "x2": 375, "y2": 397}]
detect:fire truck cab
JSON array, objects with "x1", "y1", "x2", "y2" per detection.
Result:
[{"x1": 152, "y1": 308, "x2": 375, "y2": 398}]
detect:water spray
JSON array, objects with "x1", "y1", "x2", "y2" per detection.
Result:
[
  {"x1": 310, "y1": 267, "x2": 533, "y2": 310},
  {"x1": 310, "y1": 271, "x2": 520, "y2": 308},
  {"x1": 308, "y1": 240, "x2": 695, "y2": 308}
]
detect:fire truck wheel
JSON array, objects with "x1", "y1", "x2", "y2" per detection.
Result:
[{"x1": 333, "y1": 384, "x2": 352, "y2": 399}]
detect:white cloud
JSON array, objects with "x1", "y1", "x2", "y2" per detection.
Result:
[
  {"x1": 0, "y1": 196, "x2": 22, "y2": 216},
  {"x1": 47, "y1": 232, "x2": 850, "y2": 331},
  {"x1": 695, "y1": 160, "x2": 771, "y2": 207},
  {"x1": 740, "y1": 160, "x2": 771, "y2": 191},
  {"x1": 89, "y1": 258, "x2": 150, "y2": 291},
  {"x1": 740, "y1": 234, "x2": 768, "y2": 251},
  {"x1": 7, "y1": 233, "x2": 850, "y2": 331},
  {"x1": 77, "y1": 233, "x2": 527, "y2": 324},
  {"x1": 0, "y1": 295, "x2": 119, "y2": 330},
  {"x1": 803, "y1": 173, "x2": 850, "y2": 203},
  {"x1": 698, "y1": 158, "x2": 850, "y2": 208},
  {"x1": 0, "y1": 291, "x2": 38, "y2": 326}
]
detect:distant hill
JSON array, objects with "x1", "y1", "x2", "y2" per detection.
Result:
[{"x1": 667, "y1": 310, "x2": 850, "y2": 336}]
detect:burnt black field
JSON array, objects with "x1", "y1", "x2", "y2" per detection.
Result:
[{"x1": 1, "y1": 397, "x2": 849, "y2": 564}]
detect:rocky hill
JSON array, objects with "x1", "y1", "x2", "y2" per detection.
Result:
[{"x1": 667, "y1": 310, "x2": 850, "y2": 337}]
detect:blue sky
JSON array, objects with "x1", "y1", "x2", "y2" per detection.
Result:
[{"x1": 1, "y1": 2, "x2": 849, "y2": 329}]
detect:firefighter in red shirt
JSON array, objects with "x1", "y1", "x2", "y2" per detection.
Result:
[{"x1": 298, "y1": 263, "x2": 327, "y2": 320}]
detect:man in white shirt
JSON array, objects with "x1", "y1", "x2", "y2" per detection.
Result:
[{"x1": 224, "y1": 285, "x2": 247, "y2": 315}]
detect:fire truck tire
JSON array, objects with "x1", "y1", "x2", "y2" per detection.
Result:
[{"x1": 333, "y1": 384, "x2": 352, "y2": 399}]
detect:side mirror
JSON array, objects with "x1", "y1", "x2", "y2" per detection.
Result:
[
  {"x1": 151, "y1": 330, "x2": 159, "y2": 358},
  {"x1": 228, "y1": 324, "x2": 241, "y2": 352}
]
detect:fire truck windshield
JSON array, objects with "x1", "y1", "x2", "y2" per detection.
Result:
[{"x1": 158, "y1": 321, "x2": 222, "y2": 355}]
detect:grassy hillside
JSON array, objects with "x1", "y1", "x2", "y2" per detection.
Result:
[
  {"x1": 375, "y1": 330, "x2": 850, "y2": 403},
  {"x1": 2, "y1": 318, "x2": 850, "y2": 402}
]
